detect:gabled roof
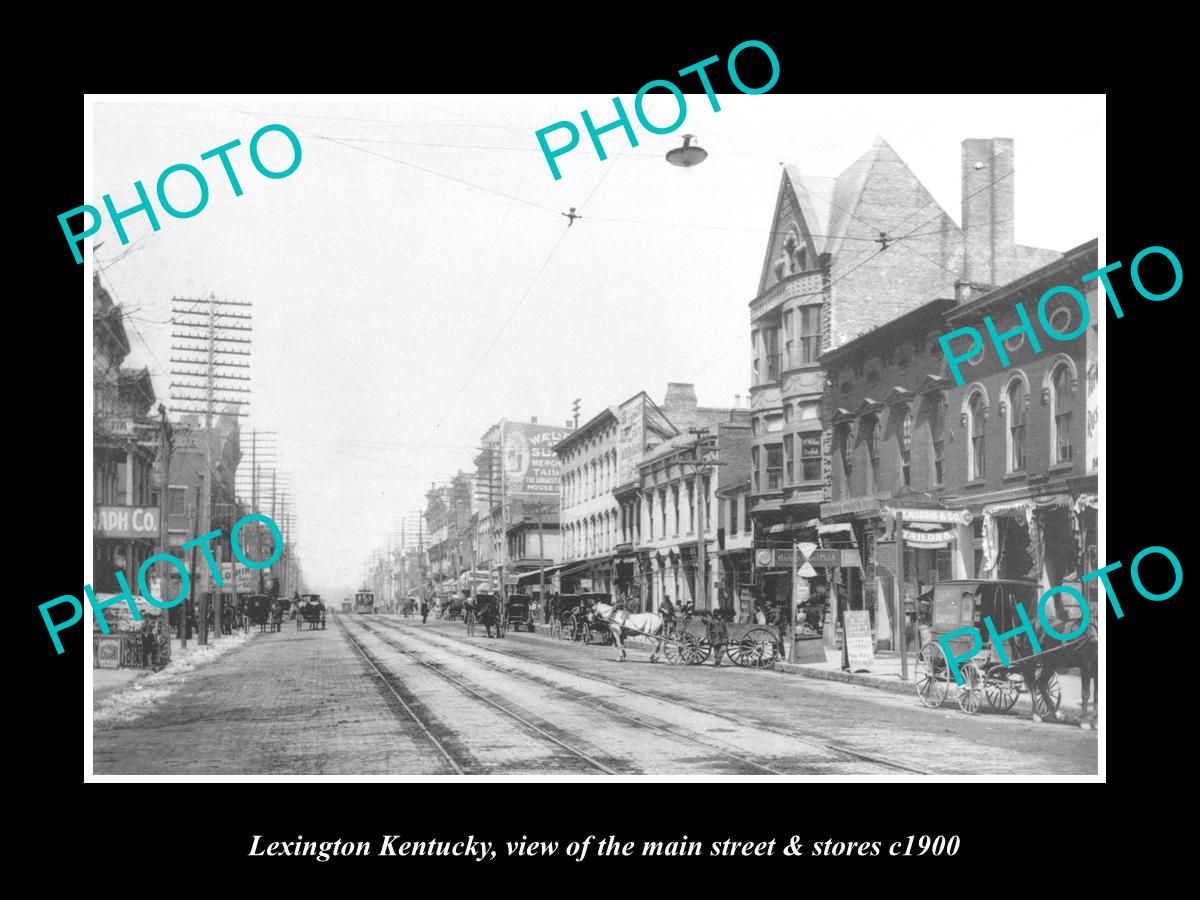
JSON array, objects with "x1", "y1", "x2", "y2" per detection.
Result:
[{"x1": 761, "y1": 137, "x2": 962, "y2": 295}]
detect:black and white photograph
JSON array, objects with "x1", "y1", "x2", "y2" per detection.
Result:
[{"x1": 82, "y1": 90, "x2": 1107, "y2": 779}]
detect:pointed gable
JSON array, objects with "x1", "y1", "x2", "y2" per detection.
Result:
[
  {"x1": 825, "y1": 137, "x2": 968, "y2": 347},
  {"x1": 756, "y1": 168, "x2": 836, "y2": 296},
  {"x1": 827, "y1": 136, "x2": 962, "y2": 266}
]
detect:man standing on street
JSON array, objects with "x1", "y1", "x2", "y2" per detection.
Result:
[
  {"x1": 659, "y1": 594, "x2": 676, "y2": 636},
  {"x1": 707, "y1": 608, "x2": 729, "y2": 667},
  {"x1": 421, "y1": 599, "x2": 430, "y2": 624}
]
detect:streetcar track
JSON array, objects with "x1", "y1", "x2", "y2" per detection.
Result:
[
  {"x1": 340, "y1": 614, "x2": 622, "y2": 775},
  {"x1": 369, "y1": 614, "x2": 931, "y2": 775},
  {"x1": 362, "y1": 615, "x2": 853, "y2": 776},
  {"x1": 338, "y1": 622, "x2": 466, "y2": 775}
]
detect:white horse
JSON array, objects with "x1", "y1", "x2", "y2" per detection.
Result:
[{"x1": 589, "y1": 601, "x2": 666, "y2": 662}]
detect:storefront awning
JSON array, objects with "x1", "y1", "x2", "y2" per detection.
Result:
[
  {"x1": 515, "y1": 565, "x2": 564, "y2": 582},
  {"x1": 817, "y1": 522, "x2": 855, "y2": 535}
]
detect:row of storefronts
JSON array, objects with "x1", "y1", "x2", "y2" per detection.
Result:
[{"x1": 405, "y1": 138, "x2": 1099, "y2": 645}]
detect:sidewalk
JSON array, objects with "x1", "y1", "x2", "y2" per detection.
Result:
[
  {"x1": 93, "y1": 631, "x2": 254, "y2": 723},
  {"x1": 773, "y1": 645, "x2": 1083, "y2": 713}
]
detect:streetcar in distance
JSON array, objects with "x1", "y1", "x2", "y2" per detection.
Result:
[{"x1": 354, "y1": 590, "x2": 376, "y2": 614}]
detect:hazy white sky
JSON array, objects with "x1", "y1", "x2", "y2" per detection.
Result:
[{"x1": 90, "y1": 93, "x2": 1104, "y2": 597}]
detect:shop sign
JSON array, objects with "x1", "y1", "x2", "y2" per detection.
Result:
[
  {"x1": 820, "y1": 495, "x2": 889, "y2": 518},
  {"x1": 93, "y1": 506, "x2": 159, "y2": 539},
  {"x1": 756, "y1": 548, "x2": 861, "y2": 569},
  {"x1": 882, "y1": 506, "x2": 971, "y2": 526},
  {"x1": 902, "y1": 528, "x2": 955, "y2": 546},
  {"x1": 842, "y1": 610, "x2": 874, "y2": 672}
]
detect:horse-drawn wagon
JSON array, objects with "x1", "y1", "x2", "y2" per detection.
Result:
[
  {"x1": 915, "y1": 579, "x2": 1096, "y2": 720},
  {"x1": 556, "y1": 593, "x2": 615, "y2": 644},
  {"x1": 579, "y1": 601, "x2": 782, "y2": 666},
  {"x1": 296, "y1": 594, "x2": 327, "y2": 631},
  {"x1": 245, "y1": 594, "x2": 280, "y2": 633},
  {"x1": 505, "y1": 594, "x2": 536, "y2": 633},
  {"x1": 467, "y1": 592, "x2": 504, "y2": 638}
]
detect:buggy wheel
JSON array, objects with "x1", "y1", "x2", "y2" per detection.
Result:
[
  {"x1": 915, "y1": 642, "x2": 949, "y2": 708},
  {"x1": 664, "y1": 631, "x2": 697, "y2": 665},
  {"x1": 725, "y1": 641, "x2": 745, "y2": 666},
  {"x1": 1033, "y1": 668, "x2": 1062, "y2": 716},
  {"x1": 956, "y1": 661, "x2": 985, "y2": 714},
  {"x1": 685, "y1": 637, "x2": 712, "y2": 666},
  {"x1": 739, "y1": 628, "x2": 780, "y2": 668},
  {"x1": 985, "y1": 672, "x2": 1020, "y2": 711}
]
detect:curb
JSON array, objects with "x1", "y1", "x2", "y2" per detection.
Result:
[{"x1": 771, "y1": 661, "x2": 917, "y2": 697}]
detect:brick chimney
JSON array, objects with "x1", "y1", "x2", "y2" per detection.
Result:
[
  {"x1": 663, "y1": 382, "x2": 698, "y2": 428},
  {"x1": 962, "y1": 138, "x2": 1016, "y2": 289}
]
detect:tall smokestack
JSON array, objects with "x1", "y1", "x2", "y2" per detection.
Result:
[{"x1": 962, "y1": 137, "x2": 1016, "y2": 289}]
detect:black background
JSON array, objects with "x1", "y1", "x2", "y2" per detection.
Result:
[{"x1": 22, "y1": 18, "x2": 1185, "y2": 884}]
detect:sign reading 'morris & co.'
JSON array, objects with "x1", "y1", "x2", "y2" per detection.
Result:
[{"x1": 93, "y1": 506, "x2": 159, "y2": 539}]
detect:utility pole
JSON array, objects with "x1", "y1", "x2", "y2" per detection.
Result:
[
  {"x1": 155, "y1": 403, "x2": 173, "y2": 638},
  {"x1": 896, "y1": 509, "x2": 908, "y2": 681},
  {"x1": 685, "y1": 428, "x2": 722, "y2": 612},
  {"x1": 184, "y1": 484, "x2": 201, "y2": 648},
  {"x1": 170, "y1": 293, "x2": 252, "y2": 645},
  {"x1": 399, "y1": 519, "x2": 407, "y2": 608}
]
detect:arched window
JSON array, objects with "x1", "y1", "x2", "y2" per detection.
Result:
[
  {"x1": 930, "y1": 393, "x2": 947, "y2": 485},
  {"x1": 1006, "y1": 378, "x2": 1027, "y2": 472},
  {"x1": 866, "y1": 417, "x2": 881, "y2": 493},
  {"x1": 967, "y1": 392, "x2": 986, "y2": 481},
  {"x1": 838, "y1": 424, "x2": 854, "y2": 492},
  {"x1": 1051, "y1": 363, "x2": 1073, "y2": 463},
  {"x1": 899, "y1": 409, "x2": 913, "y2": 487}
]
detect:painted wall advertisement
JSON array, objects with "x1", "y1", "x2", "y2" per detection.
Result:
[
  {"x1": 93, "y1": 506, "x2": 159, "y2": 539},
  {"x1": 617, "y1": 395, "x2": 647, "y2": 485},
  {"x1": 501, "y1": 421, "x2": 572, "y2": 498}
]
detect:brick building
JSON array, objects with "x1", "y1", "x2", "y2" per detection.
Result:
[
  {"x1": 475, "y1": 418, "x2": 572, "y2": 594},
  {"x1": 819, "y1": 239, "x2": 1099, "y2": 646},
  {"x1": 92, "y1": 274, "x2": 162, "y2": 593},
  {"x1": 556, "y1": 392, "x2": 676, "y2": 595},
  {"x1": 746, "y1": 136, "x2": 1062, "y2": 635},
  {"x1": 636, "y1": 414, "x2": 750, "y2": 614}
]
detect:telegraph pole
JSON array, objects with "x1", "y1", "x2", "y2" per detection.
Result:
[
  {"x1": 155, "y1": 403, "x2": 173, "y2": 639},
  {"x1": 685, "y1": 428, "x2": 722, "y2": 612},
  {"x1": 170, "y1": 294, "x2": 252, "y2": 645}
]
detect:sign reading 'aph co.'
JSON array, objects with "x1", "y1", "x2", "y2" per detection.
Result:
[{"x1": 93, "y1": 506, "x2": 158, "y2": 539}]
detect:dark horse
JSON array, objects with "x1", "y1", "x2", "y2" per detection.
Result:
[
  {"x1": 477, "y1": 602, "x2": 501, "y2": 638},
  {"x1": 1010, "y1": 597, "x2": 1098, "y2": 727}
]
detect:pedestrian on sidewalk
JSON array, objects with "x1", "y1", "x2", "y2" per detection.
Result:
[
  {"x1": 420, "y1": 600, "x2": 430, "y2": 624},
  {"x1": 659, "y1": 595, "x2": 676, "y2": 636},
  {"x1": 707, "y1": 609, "x2": 729, "y2": 666}
]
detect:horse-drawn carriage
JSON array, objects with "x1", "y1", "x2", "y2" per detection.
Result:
[
  {"x1": 466, "y1": 592, "x2": 504, "y2": 638},
  {"x1": 296, "y1": 594, "x2": 327, "y2": 631},
  {"x1": 555, "y1": 593, "x2": 615, "y2": 644},
  {"x1": 505, "y1": 593, "x2": 536, "y2": 633},
  {"x1": 245, "y1": 594, "x2": 281, "y2": 633},
  {"x1": 587, "y1": 602, "x2": 782, "y2": 666},
  {"x1": 915, "y1": 579, "x2": 1096, "y2": 719}
]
